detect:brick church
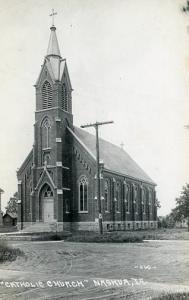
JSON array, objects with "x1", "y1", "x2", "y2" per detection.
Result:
[{"x1": 17, "y1": 23, "x2": 158, "y2": 232}]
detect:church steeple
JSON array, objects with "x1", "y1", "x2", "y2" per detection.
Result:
[
  {"x1": 35, "y1": 10, "x2": 73, "y2": 115},
  {"x1": 46, "y1": 25, "x2": 61, "y2": 58}
]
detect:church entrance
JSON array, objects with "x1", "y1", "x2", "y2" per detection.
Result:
[
  {"x1": 39, "y1": 184, "x2": 54, "y2": 223},
  {"x1": 43, "y1": 198, "x2": 54, "y2": 222}
]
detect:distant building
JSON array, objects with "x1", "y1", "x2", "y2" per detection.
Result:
[
  {"x1": 17, "y1": 23, "x2": 158, "y2": 232},
  {"x1": 3, "y1": 212, "x2": 17, "y2": 227},
  {"x1": 175, "y1": 218, "x2": 188, "y2": 229}
]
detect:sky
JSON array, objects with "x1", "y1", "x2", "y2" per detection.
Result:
[{"x1": 0, "y1": 0, "x2": 189, "y2": 215}]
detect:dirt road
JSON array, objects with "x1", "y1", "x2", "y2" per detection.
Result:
[{"x1": 0, "y1": 240, "x2": 188, "y2": 299}]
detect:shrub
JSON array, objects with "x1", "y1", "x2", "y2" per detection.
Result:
[
  {"x1": 0, "y1": 241, "x2": 24, "y2": 262},
  {"x1": 152, "y1": 292, "x2": 189, "y2": 300},
  {"x1": 66, "y1": 231, "x2": 143, "y2": 243}
]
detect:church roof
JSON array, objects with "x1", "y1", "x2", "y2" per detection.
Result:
[{"x1": 72, "y1": 127, "x2": 155, "y2": 185}]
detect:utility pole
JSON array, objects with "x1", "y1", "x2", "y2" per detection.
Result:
[
  {"x1": 81, "y1": 121, "x2": 114, "y2": 234},
  {"x1": 0, "y1": 188, "x2": 4, "y2": 225}
]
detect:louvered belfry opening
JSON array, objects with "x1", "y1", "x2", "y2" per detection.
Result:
[
  {"x1": 42, "y1": 81, "x2": 53, "y2": 109},
  {"x1": 62, "y1": 83, "x2": 68, "y2": 111}
]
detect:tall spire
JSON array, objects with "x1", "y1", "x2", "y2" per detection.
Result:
[{"x1": 46, "y1": 9, "x2": 61, "y2": 58}]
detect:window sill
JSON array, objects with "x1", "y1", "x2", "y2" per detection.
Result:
[
  {"x1": 42, "y1": 148, "x2": 51, "y2": 151},
  {"x1": 79, "y1": 211, "x2": 88, "y2": 214}
]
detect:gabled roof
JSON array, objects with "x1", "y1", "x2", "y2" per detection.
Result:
[
  {"x1": 35, "y1": 58, "x2": 72, "y2": 88},
  {"x1": 35, "y1": 166, "x2": 56, "y2": 191},
  {"x1": 72, "y1": 127, "x2": 155, "y2": 185},
  {"x1": 17, "y1": 149, "x2": 33, "y2": 175},
  {"x1": 4, "y1": 212, "x2": 17, "y2": 219}
]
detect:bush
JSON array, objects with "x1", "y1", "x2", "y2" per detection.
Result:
[
  {"x1": 0, "y1": 241, "x2": 24, "y2": 262},
  {"x1": 152, "y1": 292, "x2": 189, "y2": 300},
  {"x1": 31, "y1": 233, "x2": 61, "y2": 241}
]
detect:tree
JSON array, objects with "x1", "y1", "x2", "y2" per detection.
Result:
[
  {"x1": 171, "y1": 184, "x2": 189, "y2": 231},
  {"x1": 0, "y1": 188, "x2": 4, "y2": 213},
  {"x1": 5, "y1": 192, "x2": 18, "y2": 214},
  {"x1": 158, "y1": 215, "x2": 175, "y2": 229},
  {"x1": 155, "y1": 198, "x2": 161, "y2": 209},
  {"x1": 182, "y1": 0, "x2": 189, "y2": 12}
]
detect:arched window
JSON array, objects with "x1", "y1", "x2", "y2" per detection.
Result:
[
  {"x1": 65, "y1": 199, "x2": 70, "y2": 213},
  {"x1": 28, "y1": 180, "x2": 33, "y2": 195},
  {"x1": 43, "y1": 185, "x2": 53, "y2": 198},
  {"x1": 62, "y1": 83, "x2": 68, "y2": 111},
  {"x1": 125, "y1": 184, "x2": 131, "y2": 213},
  {"x1": 41, "y1": 117, "x2": 51, "y2": 149},
  {"x1": 42, "y1": 81, "x2": 53, "y2": 109},
  {"x1": 79, "y1": 176, "x2": 88, "y2": 212},
  {"x1": 104, "y1": 179, "x2": 110, "y2": 212},
  {"x1": 149, "y1": 189, "x2": 153, "y2": 215},
  {"x1": 133, "y1": 185, "x2": 138, "y2": 214},
  {"x1": 142, "y1": 188, "x2": 146, "y2": 214},
  {"x1": 115, "y1": 182, "x2": 121, "y2": 212}
]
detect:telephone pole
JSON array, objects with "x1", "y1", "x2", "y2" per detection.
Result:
[
  {"x1": 81, "y1": 121, "x2": 114, "y2": 234},
  {"x1": 0, "y1": 188, "x2": 4, "y2": 225}
]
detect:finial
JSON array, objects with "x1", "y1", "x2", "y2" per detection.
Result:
[{"x1": 49, "y1": 9, "x2": 57, "y2": 27}]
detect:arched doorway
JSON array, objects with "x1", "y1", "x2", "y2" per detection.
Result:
[{"x1": 39, "y1": 184, "x2": 54, "y2": 223}]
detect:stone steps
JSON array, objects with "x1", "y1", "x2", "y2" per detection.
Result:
[
  {"x1": 0, "y1": 235, "x2": 33, "y2": 241},
  {"x1": 0, "y1": 231, "x2": 71, "y2": 241},
  {"x1": 0, "y1": 223, "x2": 71, "y2": 241},
  {"x1": 22, "y1": 222, "x2": 57, "y2": 233}
]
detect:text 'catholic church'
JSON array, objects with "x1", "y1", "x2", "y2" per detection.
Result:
[{"x1": 17, "y1": 22, "x2": 158, "y2": 232}]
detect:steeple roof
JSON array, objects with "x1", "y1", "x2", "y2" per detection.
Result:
[
  {"x1": 35, "y1": 24, "x2": 72, "y2": 88},
  {"x1": 46, "y1": 26, "x2": 61, "y2": 58}
]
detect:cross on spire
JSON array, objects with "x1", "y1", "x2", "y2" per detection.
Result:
[{"x1": 49, "y1": 9, "x2": 57, "y2": 27}]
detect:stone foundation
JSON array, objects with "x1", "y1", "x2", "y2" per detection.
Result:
[
  {"x1": 17, "y1": 220, "x2": 158, "y2": 233},
  {"x1": 63, "y1": 221, "x2": 158, "y2": 232}
]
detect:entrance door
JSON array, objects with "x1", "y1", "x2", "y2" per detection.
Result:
[{"x1": 43, "y1": 198, "x2": 54, "y2": 222}]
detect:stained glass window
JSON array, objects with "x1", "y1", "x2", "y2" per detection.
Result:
[{"x1": 79, "y1": 176, "x2": 88, "y2": 212}]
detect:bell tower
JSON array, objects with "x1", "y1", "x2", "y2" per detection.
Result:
[{"x1": 31, "y1": 13, "x2": 73, "y2": 228}]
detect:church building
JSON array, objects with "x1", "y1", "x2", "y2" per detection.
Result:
[{"x1": 17, "y1": 23, "x2": 158, "y2": 232}]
